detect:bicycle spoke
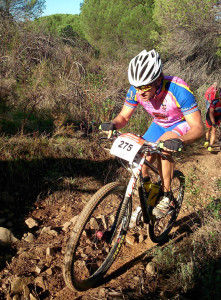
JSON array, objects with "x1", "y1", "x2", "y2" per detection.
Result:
[
  {"x1": 63, "y1": 183, "x2": 130, "y2": 291},
  {"x1": 148, "y1": 170, "x2": 185, "y2": 243}
]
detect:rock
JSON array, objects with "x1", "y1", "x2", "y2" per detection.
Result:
[
  {"x1": 25, "y1": 217, "x2": 39, "y2": 229},
  {"x1": 35, "y1": 277, "x2": 49, "y2": 290},
  {"x1": 46, "y1": 267, "x2": 53, "y2": 275},
  {"x1": 137, "y1": 233, "x2": 145, "y2": 243},
  {"x1": 46, "y1": 247, "x2": 54, "y2": 257},
  {"x1": 48, "y1": 229, "x2": 58, "y2": 236},
  {"x1": 23, "y1": 285, "x2": 30, "y2": 299},
  {"x1": 62, "y1": 221, "x2": 72, "y2": 231},
  {"x1": 41, "y1": 227, "x2": 58, "y2": 236},
  {"x1": 89, "y1": 217, "x2": 99, "y2": 229},
  {"x1": 36, "y1": 264, "x2": 46, "y2": 274},
  {"x1": 18, "y1": 251, "x2": 32, "y2": 260},
  {"x1": 70, "y1": 216, "x2": 78, "y2": 226},
  {"x1": 145, "y1": 262, "x2": 156, "y2": 275},
  {"x1": 126, "y1": 233, "x2": 136, "y2": 245},
  {"x1": 98, "y1": 287, "x2": 107, "y2": 298},
  {"x1": 41, "y1": 226, "x2": 51, "y2": 233},
  {"x1": 10, "y1": 276, "x2": 34, "y2": 293},
  {"x1": 23, "y1": 233, "x2": 36, "y2": 243},
  {"x1": 30, "y1": 294, "x2": 37, "y2": 300},
  {"x1": 0, "y1": 227, "x2": 18, "y2": 246},
  {"x1": 108, "y1": 290, "x2": 123, "y2": 297}
]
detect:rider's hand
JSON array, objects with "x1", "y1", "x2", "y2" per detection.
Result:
[
  {"x1": 212, "y1": 124, "x2": 217, "y2": 128},
  {"x1": 162, "y1": 138, "x2": 183, "y2": 151},
  {"x1": 100, "y1": 121, "x2": 117, "y2": 138},
  {"x1": 100, "y1": 121, "x2": 116, "y2": 131}
]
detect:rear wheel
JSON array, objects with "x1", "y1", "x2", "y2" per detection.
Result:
[
  {"x1": 148, "y1": 170, "x2": 185, "y2": 243},
  {"x1": 63, "y1": 182, "x2": 131, "y2": 291}
]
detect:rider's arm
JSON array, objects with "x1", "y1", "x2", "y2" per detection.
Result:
[
  {"x1": 209, "y1": 107, "x2": 216, "y2": 125},
  {"x1": 179, "y1": 110, "x2": 205, "y2": 143},
  {"x1": 112, "y1": 104, "x2": 135, "y2": 129}
]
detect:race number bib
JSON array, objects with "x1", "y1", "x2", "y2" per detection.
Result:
[{"x1": 110, "y1": 133, "x2": 144, "y2": 163}]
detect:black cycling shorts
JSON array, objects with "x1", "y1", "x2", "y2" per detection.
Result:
[{"x1": 206, "y1": 110, "x2": 221, "y2": 128}]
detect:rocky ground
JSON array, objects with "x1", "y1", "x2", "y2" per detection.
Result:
[{"x1": 0, "y1": 143, "x2": 220, "y2": 300}]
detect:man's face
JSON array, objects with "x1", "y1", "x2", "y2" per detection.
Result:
[
  {"x1": 137, "y1": 85, "x2": 157, "y2": 101},
  {"x1": 135, "y1": 77, "x2": 161, "y2": 101}
]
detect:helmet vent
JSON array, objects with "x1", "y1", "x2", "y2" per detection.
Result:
[
  {"x1": 130, "y1": 65, "x2": 134, "y2": 80},
  {"x1": 144, "y1": 64, "x2": 154, "y2": 82},
  {"x1": 141, "y1": 55, "x2": 149, "y2": 66},
  {"x1": 139, "y1": 65, "x2": 148, "y2": 80},
  {"x1": 153, "y1": 68, "x2": 161, "y2": 80},
  {"x1": 135, "y1": 65, "x2": 139, "y2": 80}
]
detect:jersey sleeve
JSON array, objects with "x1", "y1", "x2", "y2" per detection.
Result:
[
  {"x1": 167, "y1": 80, "x2": 199, "y2": 116},
  {"x1": 124, "y1": 86, "x2": 139, "y2": 108}
]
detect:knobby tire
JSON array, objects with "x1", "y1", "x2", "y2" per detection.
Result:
[
  {"x1": 148, "y1": 170, "x2": 185, "y2": 243},
  {"x1": 63, "y1": 182, "x2": 131, "y2": 291}
]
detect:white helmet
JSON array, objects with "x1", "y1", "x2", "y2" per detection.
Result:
[{"x1": 128, "y1": 49, "x2": 162, "y2": 87}]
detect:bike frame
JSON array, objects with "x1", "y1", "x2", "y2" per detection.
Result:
[{"x1": 111, "y1": 138, "x2": 162, "y2": 227}]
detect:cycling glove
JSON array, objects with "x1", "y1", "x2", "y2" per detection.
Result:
[{"x1": 163, "y1": 138, "x2": 183, "y2": 151}]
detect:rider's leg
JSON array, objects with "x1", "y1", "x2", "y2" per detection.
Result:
[
  {"x1": 205, "y1": 113, "x2": 212, "y2": 148},
  {"x1": 152, "y1": 122, "x2": 189, "y2": 217},
  {"x1": 156, "y1": 131, "x2": 178, "y2": 192},
  {"x1": 142, "y1": 122, "x2": 165, "y2": 179},
  {"x1": 209, "y1": 126, "x2": 216, "y2": 146},
  {"x1": 142, "y1": 154, "x2": 156, "y2": 178},
  {"x1": 206, "y1": 127, "x2": 211, "y2": 141},
  {"x1": 152, "y1": 131, "x2": 178, "y2": 217}
]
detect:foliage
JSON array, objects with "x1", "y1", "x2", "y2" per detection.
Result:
[
  {"x1": 80, "y1": 0, "x2": 159, "y2": 57},
  {"x1": 0, "y1": 0, "x2": 46, "y2": 20},
  {"x1": 34, "y1": 14, "x2": 85, "y2": 39},
  {"x1": 153, "y1": 210, "x2": 221, "y2": 297},
  {"x1": 217, "y1": 36, "x2": 221, "y2": 57},
  {"x1": 0, "y1": 17, "x2": 95, "y2": 135},
  {"x1": 153, "y1": 0, "x2": 219, "y2": 34},
  {"x1": 152, "y1": 0, "x2": 221, "y2": 57}
]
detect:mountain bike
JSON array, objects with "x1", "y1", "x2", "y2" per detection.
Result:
[{"x1": 63, "y1": 131, "x2": 185, "y2": 291}]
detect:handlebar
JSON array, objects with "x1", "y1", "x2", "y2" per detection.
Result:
[
  {"x1": 99, "y1": 130, "x2": 174, "y2": 157},
  {"x1": 99, "y1": 130, "x2": 183, "y2": 155}
]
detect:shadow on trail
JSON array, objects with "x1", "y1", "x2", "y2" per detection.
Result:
[
  {"x1": 93, "y1": 198, "x2": 220, "y2": 296},
  {"x1": 0, "y1": 156, "x2": 119, "y2": 238}
]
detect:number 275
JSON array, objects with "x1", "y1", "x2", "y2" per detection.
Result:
[{"x1": 118, "y1": 141, "x2": 133, "y2": 151}]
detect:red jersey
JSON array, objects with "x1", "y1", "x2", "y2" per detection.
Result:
[{"x1": 205, "y1": 86, "x2": 217, "y2": 102}]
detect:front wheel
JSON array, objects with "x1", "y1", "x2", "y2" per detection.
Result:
[
  {"x1": 148, "y1": 170, "x2": 185, "y2": 243},
  {"x1": 63, "y1": 182, "x2": 131, "y2": 291}
]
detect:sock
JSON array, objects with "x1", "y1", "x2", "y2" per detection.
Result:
[{"x1": 163, "y1": 191, "x2": 171, "y2": 198}]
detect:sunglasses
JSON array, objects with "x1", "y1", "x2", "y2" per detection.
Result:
[{"x1": 135, "y1": 84, "x2": 153, "y2": 92}]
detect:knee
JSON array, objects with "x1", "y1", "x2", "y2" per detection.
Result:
[{"x1": 161, "y1": 152, "x2": 174, "y2": 163}]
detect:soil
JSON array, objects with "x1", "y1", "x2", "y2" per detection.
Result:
[{"x1": 0, "y1": 140, "x2": 220, "y2": 300}]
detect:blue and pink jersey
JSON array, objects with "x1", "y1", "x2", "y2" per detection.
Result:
[{"x1": 124, "y1": 76, "x2": 199, "y2": 128}]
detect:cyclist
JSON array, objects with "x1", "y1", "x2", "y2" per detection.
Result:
[
  {"x1": 204, "y1": 82, "x2": 218, "y2": 110},
  {"x1": 101, "y1": 49, "x2": 204, "y2": 217},
  {"x1": 204, "y1": 88, "x2": 221, "y2": 151}
]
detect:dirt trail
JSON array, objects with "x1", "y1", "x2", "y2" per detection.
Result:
[{"x1": 0, "y1": 145, "x2": 220, "y2": 299}]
